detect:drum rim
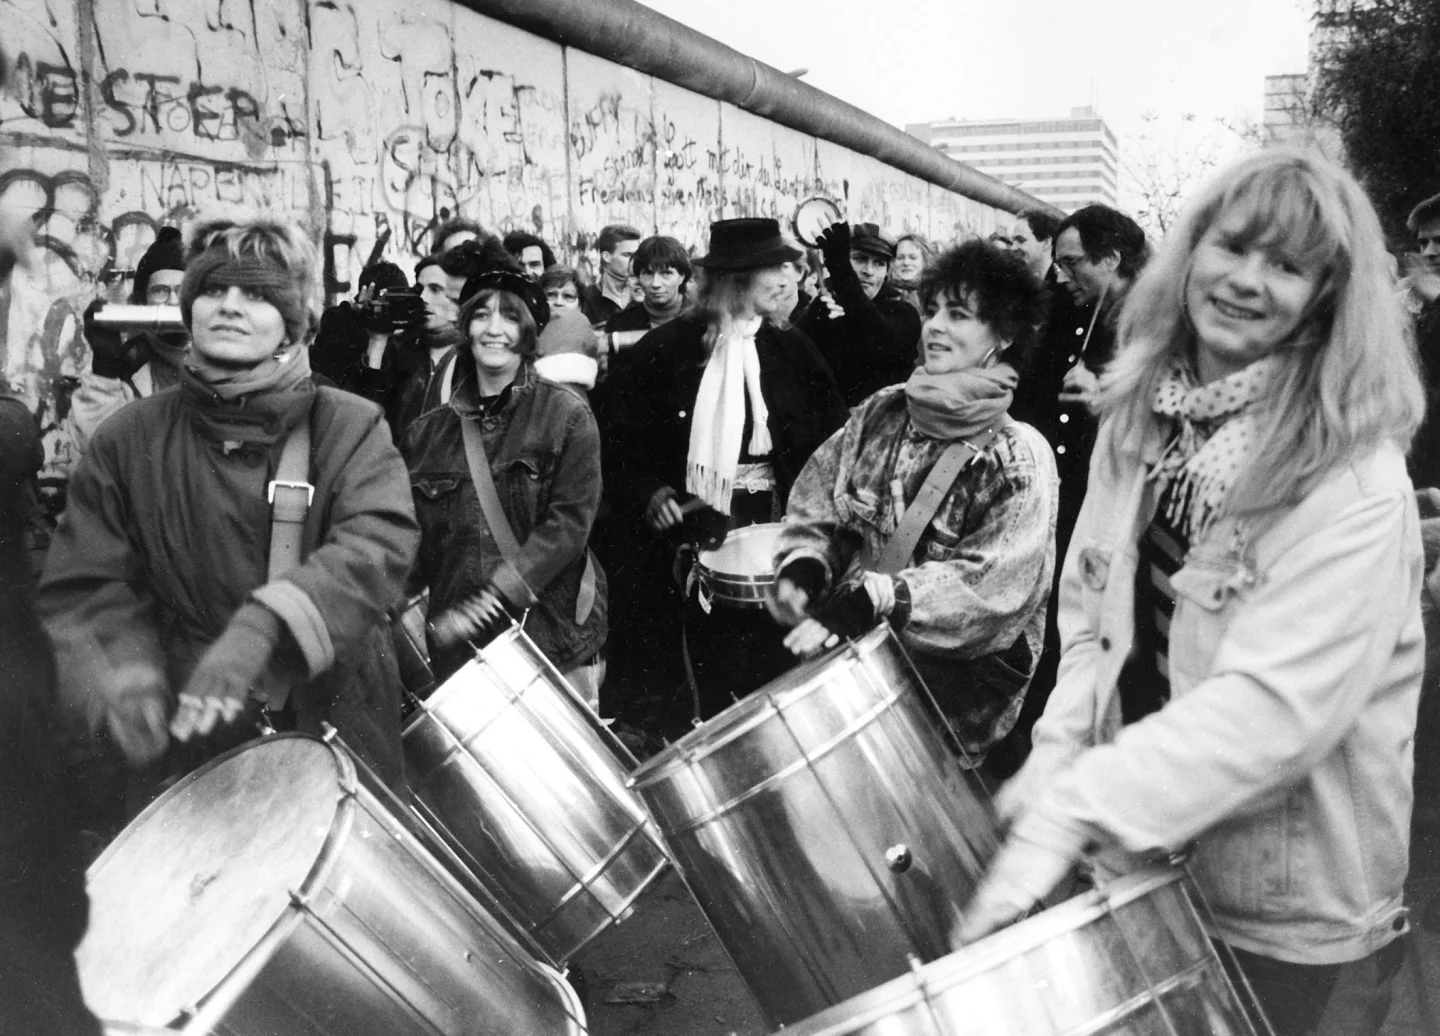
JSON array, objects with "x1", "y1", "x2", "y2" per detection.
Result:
[
  {"x1": 781, "y1": 865, "x2": 1190, "y2": 1035},
  {"x1": 629, "y1": 624, "x2": 895, "y2": 788},
  {"x1": 695, "y1": 521, "x2": 788, "y2": 569}
]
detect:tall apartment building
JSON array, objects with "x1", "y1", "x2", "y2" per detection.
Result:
[{"x1": 905, "y1": 107, "x2": 1120, "y2": 213}]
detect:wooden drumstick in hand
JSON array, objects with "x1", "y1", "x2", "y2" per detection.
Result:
[{"x1": 430, "y1": 589, "x2": 507, "y2": 648}]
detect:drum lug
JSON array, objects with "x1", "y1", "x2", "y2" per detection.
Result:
[{"x1": 884, "y1": 844, "x2": 913, "y2": 873}]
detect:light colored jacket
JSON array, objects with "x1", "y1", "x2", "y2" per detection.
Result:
[{"x1": 1027, "y1": 415, "x2": 1423, "y2": 964}]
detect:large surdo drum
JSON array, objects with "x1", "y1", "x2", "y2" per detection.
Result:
[
  {"x1": 628, "y1": 623, "x2": 999, "y2": 1028},
  {"x1": 77, "y1": 733, "x2": 584, "y2": 1035},
  {"x1": 780, "y1": 866, "x2": 1260, "y2": 1036},
  {"x1": 403, "y1": 624, "x2": 670, "y2": 966}
]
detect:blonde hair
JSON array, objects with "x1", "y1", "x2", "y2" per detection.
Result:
[
  {"x1": 691, "y1": 266, "x2": 770, "y2": 354},
  {"x1": 1101, "y1": 148, "x2": 1424, "y2": 512},
  {"x1": 185, "y1": 211, "x2": 323, "y2": 330}
]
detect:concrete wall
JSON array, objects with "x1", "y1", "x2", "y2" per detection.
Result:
[{"x1": 1, "y1": 0, "x2": 1015, "y2": 493}]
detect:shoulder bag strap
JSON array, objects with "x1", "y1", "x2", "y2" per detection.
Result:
[
  {"x1": 874, "y1": 440, "x2": 977, "y2": 576},
  {"x1": 267, "y1": 413, "x2": 313, "y2": 580},
  {"x1": 459, "y1": 411, "x2": 598, "y2": 624}
]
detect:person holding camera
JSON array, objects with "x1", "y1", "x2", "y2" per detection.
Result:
[
  {"x1": 71, "y1": 227, "x2": 190, "y2": 456},
  {"x1": 309, "y1": 261, "x2": 416, "y2": 388}
]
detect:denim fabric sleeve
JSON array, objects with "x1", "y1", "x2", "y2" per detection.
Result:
[
  {"x1": 497, "y1": 399, "x2": 602, "y2": 604},
  {"x1": 897, "y1": 433, "x2": 1056, "y2": 661}
]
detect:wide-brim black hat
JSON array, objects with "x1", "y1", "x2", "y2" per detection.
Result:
[{"x1": 695, "y1": 218, "x2": 803, "y2": 270}]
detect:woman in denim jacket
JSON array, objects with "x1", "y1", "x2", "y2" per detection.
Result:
[
  {"x1": 960, "y1": 150, "x2": 1426, "y2": 1036},
  {"x1": 769, "y1": 240, "x2": 1058, "y2": 766},
  {"x1": 403, "y1": 271, "x2": 607, "y2": 703}
]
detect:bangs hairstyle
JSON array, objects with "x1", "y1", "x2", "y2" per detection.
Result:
[
  {"x1": 1102, "y1": 147, "x2": 1425, "y2": 513},
  {"x1": 185, "y1": 212, "x2": 321, "y2": 325},
  {"x1": 919, "y1": 239, "x2": 1048, "y2": 375},
  {"x1": 632, "y1": 235, "x2": 693, "y2": 281},
  {"x1": 458, "y1": 288, "x2": 539, "y2": 359}
]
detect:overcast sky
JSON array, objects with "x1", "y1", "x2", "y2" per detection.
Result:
[{"x1": 639, "y1": 0, "x2": 1315, "y2": 164}]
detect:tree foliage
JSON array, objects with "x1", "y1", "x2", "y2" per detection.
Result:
[{"x1": 1312, "y1": 0, "x2": 1440, "y2": 239}]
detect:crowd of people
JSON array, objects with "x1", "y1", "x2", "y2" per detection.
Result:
[{"x1": 3, "y1": 28, "x2": 1439, "y2": 1028}]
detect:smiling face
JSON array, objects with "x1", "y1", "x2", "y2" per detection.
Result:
[
  {"x1": 189, "y1": 284, "x2": 287, "y2": 369},
  {"x1": 1185, "y1": 208, "x2": 1324, "y2": 383},
  {"x1": 893, "y1": 240, "x2": 925, "y2": 283},
  {"x1": 467, "y1": 292, "x2": 525, "y2": 385},
  {"x1": 517, "y1": 245, "x2": 546, "y2": 282},
  {"x1": 921, "y1": 288, "x2": 1007, "y2": 375}
]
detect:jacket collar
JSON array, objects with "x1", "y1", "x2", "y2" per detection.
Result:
[{"x1": 450, "y1": 358, "x2": 535, "y2": 419}]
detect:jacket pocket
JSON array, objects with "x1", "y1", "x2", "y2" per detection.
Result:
[
  {"x1": 1169, "y1": 555, "x2": 1250, "y2": 681},
  {"x1": 412, "y1": 476, "x2": 461, "y2": 501},
  {"x1": 1192, "y1": 790, "x2": 1301, "y2": 920}
]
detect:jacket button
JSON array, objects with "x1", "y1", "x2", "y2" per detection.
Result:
[
  {"x1": 1057, "y1": 445, "x2": 1067, "y2": 455},
  {"x1": 1059, "y1": 413, "x2": 1070, "y2": 424},
  {"x1": 243, "y1": 451, "x2": 264, "y2": 468},
  {"x1": 678, "y1": 410, "x2": 687, "y2": 418},
  {"x1": 1074, "y1": 327, "x2": 1084, "y2": 336},
  {"x1": 1100, "y1": 637, "x2": 1111, "y2": 651}
]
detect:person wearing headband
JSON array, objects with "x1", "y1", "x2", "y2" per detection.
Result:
[
  {"x1": 602, "y1": 218, "x2": 847, "y2": 722},
  {"x1": 403, "y1": 271, "x2": 610, "y2": 711},
  {"x1": 37, "y1": 212, "x2": 419, "y2": 794},
  {"x1": 770, "y1": 239, "x2": 1057, "y2": 768}
]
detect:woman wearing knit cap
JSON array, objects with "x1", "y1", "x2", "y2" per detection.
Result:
[
  {"x1": 770, "y1": 239, "x2": 1058, "y2": 767},
  {"x1": 37, "y1": 212, "x2": 419, "y2": 794},
  {"x1": 70, "y1": 226, "x2": 190, "y2": 455},
  {"x1": 959, "y1": 150, "x2": 1424, "y2": 1036},
  {"x1": 405, "y1": 271, "x2": 609, "y2": 710},
  {"x1": 602, "y1": 218, "x2": 847, "y2": 721}
]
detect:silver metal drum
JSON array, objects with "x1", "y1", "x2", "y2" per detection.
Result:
[
  {"x1": 781, "y1": 866, "x2": 1260, "y2": 1036},
  {"x1": 78, "y1": 733, "x2": 585, "y2": 1036},
  {"x1": 696, "y1": 521, "x2": 787, "y2": 609},
  {"x1": 628, "y1": 623, "x2": 999, "y2": 1028},
  {"x1": 403, "y1": 624, "x2": 670, "y2": 965}
]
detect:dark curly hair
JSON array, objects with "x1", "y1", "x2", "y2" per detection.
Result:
[{"x1": 919, "y1": 239, "x2": 1049, "y2": 375}]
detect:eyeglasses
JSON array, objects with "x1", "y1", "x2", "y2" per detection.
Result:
[
  {"x1": 1054, "y1": 254, "x2": 1089, "y2": 274},
  {"x1": 545, "y1": 289, "x2": 580, "y2": 304},
  {"x1": 145, "y1": 283, "x2": 183, "y2": 302}
]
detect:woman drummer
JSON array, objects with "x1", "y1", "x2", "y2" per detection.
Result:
[
  {"x1": 958, "y1": 150, "x2": 1425, "y2": 1036},
  {"x1": 769, "y1": 239, "x2": 1058, "y2": 766},
  {"x1": 603, "y1": 218, "x2": 847, "y2": 720},
  {"x1": 405, "y1": 271, "x2": 608, "y2": 707}
]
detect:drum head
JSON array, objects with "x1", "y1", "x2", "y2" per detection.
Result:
[
  {"x1": 793, "y1": 197, "x2": 844, "y2": 248},
  {"x1": 78, "y1": 736, "x2": 346, "y2": 1025},
  {"x1": 697, "y1": 522, "x2": 787, "y2": 578}
]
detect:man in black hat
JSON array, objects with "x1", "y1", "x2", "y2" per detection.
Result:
[{"x1": 799, "y1": 221, "x2": 922, "y2": 406}]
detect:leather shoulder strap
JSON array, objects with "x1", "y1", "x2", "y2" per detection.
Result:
[
  {"x1": 268, "y1": 412, "x2": 313, "y2": 580},
  {"x1": 459, "y1": 414, "x2": 524, "y2": 559},
  {"x1": 874, "y1": 439, "x2": 976, "y2": 576}
]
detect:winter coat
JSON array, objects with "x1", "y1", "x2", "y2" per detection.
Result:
[
  {"x1": 36, "y1": 383, "x2": 419, "y2": 785},
  {"x1": 1021, "y1": 415, "x2": 1422, "y2": 965},
  {"x1": 601, "y1": 313, "x2": 849, "y2": 521},
  {"x1": 777, "y1": 386, "x2": 1059, "y2": 759},
  {"x1": 799, "y1": 269, "x2": 922, "y2": 407},
  {"x1": 401, "y1": 360, "x2": 607, "y2": 675}
]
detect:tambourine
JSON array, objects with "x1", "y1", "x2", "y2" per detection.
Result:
[{"x1": 791, "y1": 196, "x2": 844, "y2": 248}]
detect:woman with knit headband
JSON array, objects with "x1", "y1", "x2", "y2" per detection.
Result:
[
  {"x1": 603, "y1": 218, "x2": 847, "y2": 720},
  {"x1": 958, "y1": 150, "x2": 1425, "y2": 1036},
  {"x1": 770, "y1": 238, "x2": 1058, "y2": 767},
  {"x1": 37, "y1": 212, "x2": 418, "y2": 802}
]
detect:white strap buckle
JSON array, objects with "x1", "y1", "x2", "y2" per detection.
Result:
[{"x1": 267, "y1": 479, "x2": 315, "y2": 505}]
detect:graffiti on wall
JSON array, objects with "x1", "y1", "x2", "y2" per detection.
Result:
[{"x1": 1, "y1": 0, "x2": 1008, "y2": 504}]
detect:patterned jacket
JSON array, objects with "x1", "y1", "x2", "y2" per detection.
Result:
[{"x1": 776, "y1": 385, "x2": 1059, "y2": 760}]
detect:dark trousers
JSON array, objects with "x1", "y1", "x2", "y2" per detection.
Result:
[{"x1": 1219, "y1": 938, "x2": 1404, "y2": 1036}]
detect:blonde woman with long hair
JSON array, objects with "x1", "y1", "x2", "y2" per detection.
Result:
[{"x1": 959, "y1": 149, "x2": 1425, "y2": 1036}]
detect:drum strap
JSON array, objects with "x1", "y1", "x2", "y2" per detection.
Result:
[
  {"x1": 268, "y1": 411, "x2": 314, "y2": 581},
  {"x1": 873, "y1": 422, "x2": 1006, "y2": 576},
  {"x1": 459, "y1": 415, "x2": 597, "y2": 624}
]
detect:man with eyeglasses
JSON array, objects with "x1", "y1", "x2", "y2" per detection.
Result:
[{"x1": 73, "y1": 227, "x2": 192, "y2": 455}]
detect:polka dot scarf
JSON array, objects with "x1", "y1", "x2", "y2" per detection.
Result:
[{"x1": 1150, "y1": 355, "x2": 1279, "y2": 542}]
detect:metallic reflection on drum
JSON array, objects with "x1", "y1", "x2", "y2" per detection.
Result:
[
  {"x1": 629, "y1": 624, "x2": 999, "y2": 1028},
  {"x1": 696, "y1": 521, "x2": 786, "y2": 609},
  {"x1": 781, "y1": 866, "x2": 1260, "y2": 1036},
  {"x1": 78, "y1": 734, "x2": 584, "y2": 1036},
  {"x1": 404, "y1": 624, "x2": 670, "y2": 965}
]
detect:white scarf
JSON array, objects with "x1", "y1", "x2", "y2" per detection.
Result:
[
  {"x1": 1150, "y1": 355, "x2": 1279, "y2": 542},
  {"x1": 687, "y1": 316, "x2": 772, "y2": 514}
]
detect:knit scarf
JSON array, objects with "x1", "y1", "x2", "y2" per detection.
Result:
[
  {"x1": 687, "y1": 316, "x2": 772, "y2": 514},
  {"x1": 180, "y1": 347, "x2": 315, "y2": 447},
  {"x1": 1150, "y1": 355, "x2": 1279, "y2": 542},
  {"x1": 904, "y1": 363, "x2": 1018, "y2": 442}
]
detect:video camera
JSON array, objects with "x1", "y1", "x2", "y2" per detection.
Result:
[{"x1": 353, "y1": 287, "x2": 426, "y2": 332}]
